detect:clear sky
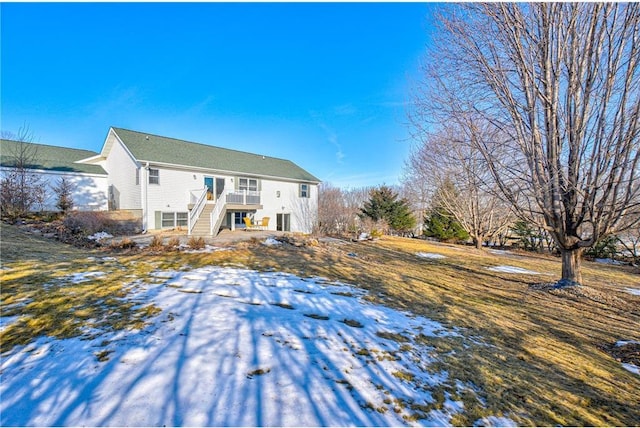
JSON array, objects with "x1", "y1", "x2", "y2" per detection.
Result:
[{"x1": 1, "y1": 2, "x2": 436, "y2": 188}]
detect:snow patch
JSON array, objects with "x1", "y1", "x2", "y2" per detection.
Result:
[
  {"x1": 622, "y1": 363, "x2": 640, "y2": 375},
  {"x1": 416, "y1": 252, "x2": 446, "y2": 259},
  {"x1": 0, "y1": 315, "x2": 19, "y2": 332},
  {"x1": 595, "y1": 258, "x2": 624, "y2": 265},
  {"x1": 0, "y1": 266, "x2": 479, "y2": 427},
  {"x1": 623, "y1": 288, "x2": 640, "y2": 296},
  {"x1": 487, "y1": 265, "x2": 541, "y2": 275},
  {"x1": 488, "y1": 250, "x2": 512, "y2": 256},
  {"x1": 181, "y1": 244, "x2": 229, "y2": 253},
  {"x1": 616, "y1": 340, "x2": 640, "y2": 347},
  {"x1": 262, "y1": 237, "x2": 282, "y2": 246},
  {"x1": 86, "y1": 231, "x2": 113, "y2": 241},
  {"x1": 64, "y1": 271, "x2": 106, "y2": 284}
]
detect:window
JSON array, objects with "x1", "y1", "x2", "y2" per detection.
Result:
[
  {"x1": 238, "y1": 178, "x2": 258, "y2": 192},
  {"x1": 161, "y1": 212, "x2": 189, "y2": 228},
  {"x1": 176, "y1": 212, "x2": 188, "y2": 227},
  {"x1": 161, "y1": 212, "x2": 175, "y2": 228},
  {"x1": 300, "y1": 183, "x2": 310, "y2": 198},
  {"x1": 149, "y1": 168, "x2": 159, "y2": 185},
  {"x1": 234, "y1": 212, "x2": 250, "y2": 226}
]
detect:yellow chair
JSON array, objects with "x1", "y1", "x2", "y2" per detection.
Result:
[
  {"x1": 260, "y1": 217, "x2": 270, "y2": 230},
  {"x1": 243, "y1": 217, "x2": 259, "y2": 231}
]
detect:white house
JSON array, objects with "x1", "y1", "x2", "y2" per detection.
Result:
[
  {"x1": 77, "y1": 127, "x2": 320, "y2": 235},
  {"x1": 0, "y1": 139, "x2": 108, "y2": 211}
]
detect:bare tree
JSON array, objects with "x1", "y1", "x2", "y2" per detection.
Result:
[
  {"x1": 406, "y1": 124, "x2": 514, "y2": 249},
  {"x1": 318, "y1": 183, "x2": 349, "y2": 235},
  {"x1": 616, "y1": 215, "x2": 640, "y2": 265},
  {"x1": 317, "y1": 184, "x2": 373, "y2": 236},
  {"x1": 1, "y1": 126, "x2": 46, "y2": 218},
  {"x1": 343, "y1": 186, "x2": 372, "y2": 234},
  {"x1": 401, "y1": 144, "x2": 434, "y2": 236},
  {"x1": 420, "y1": 3, "x2": 640, "y2": 284}
]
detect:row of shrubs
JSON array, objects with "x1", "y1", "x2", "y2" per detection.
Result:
[
  {"x1": 63, "y1": 211, "x2": 141, "y2": 236},
  {"x1": 108, "y1": 236, "x2": 206, "y2": 252}
]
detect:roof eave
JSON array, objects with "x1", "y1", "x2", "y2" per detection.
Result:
[
  {"x1": 139, "y1": 159, "x2": 320, "y2": 184},
  {"x1": 75, "y1": 154, "x2": 104, "y2": 164}
]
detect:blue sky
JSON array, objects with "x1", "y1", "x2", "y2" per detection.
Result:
[{"x1": 1, "y1": 2, "x2": 435, "y2": 188}]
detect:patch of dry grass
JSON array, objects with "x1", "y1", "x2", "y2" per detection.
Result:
[{"x1": 0, "y1": 223, "x2": 160, "y2": 352}]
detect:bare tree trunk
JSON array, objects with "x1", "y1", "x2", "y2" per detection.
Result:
[
  {"x1": 474, "y1": 237, "x2": 482, "y2": 250},
  {"x1": 560, "y1": 248, "x2": 584, "y2": 285}
]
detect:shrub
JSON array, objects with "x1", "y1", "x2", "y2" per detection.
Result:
[
  {"x1": 63, "y1": 211, "x2": 116, "y2": 236},
  {"x1": 585, "y1": 235, "x2": 619, "y2": 260},
  {"x1": 166, "y1": 237, "x2": 181, "y2": 249},
  {"x1": 423, "y1": 208, "x2": 469, "y2": 242},
  {"x1": 148, "y1": 235, "x2": 164, "y2": 250},
  {"x1": 109, "y1": 238, "x2": 137, "y2": 250},
  {"x1": 371, "y1": 229, "x2": 383, "y2": 239},
  {"x1": 187, "y1": 236, "x2": 205, "y2": 250}
]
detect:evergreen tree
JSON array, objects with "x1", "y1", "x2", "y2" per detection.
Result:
[
  {"x1": 54, "y1": 177, "x2": 75, "y2": 213},
  {"x1": 512, "y1": 220, "x2": 539, "y2": 251},
  {"x1": 360, "y1": 185, "x2": 397, "y2": 222},
  {"x1": 360, "y1": 185, "x2": 416, "y2": 235},
  {"x1": 423, "y1": 207, "x2": 469, "y2": 242},
  {"x1": 389, "y1": 198, "x2": 417, "y2": 234}
]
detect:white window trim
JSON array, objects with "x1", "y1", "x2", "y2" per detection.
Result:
[
  {"x1": 300, "y1": 183, "x2": 310, "y2": 198},
  {"x1": 149, "y1": 168, "x2": 160, "y2": 185},
  {"x1": 238, "y1": 177, "x2": 258, "y2": 192},
  {"x1": 161, "y1": 211, "x2": 188, "y2": 228}
]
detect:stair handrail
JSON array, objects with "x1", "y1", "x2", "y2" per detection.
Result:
[
  {"x1": 188, "y1": 187, "x2": 208, "y2": 236},
  {"x1": 209, "y1": 188, "x2": 231, "y2": 236}
]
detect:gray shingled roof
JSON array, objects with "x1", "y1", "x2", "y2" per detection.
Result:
[
  {"x1": 112, "y1": 127, "x2": 320, "y2": 183},
  {"x1": 0, "y1": 139, "x2": 106, "y2": 175}
]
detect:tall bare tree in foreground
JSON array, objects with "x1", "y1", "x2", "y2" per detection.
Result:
[{"x1": 420, "y1": 3, "x2": 640, "y2": 284}]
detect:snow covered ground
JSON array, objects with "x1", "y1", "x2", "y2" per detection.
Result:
[
  {"x1": 486, "y1": 265, "x2": 543, "y2": 275},
  {"x1": 416, "y1": 252, "x2": 446, "y2": 259},
  {"x1": 0, "y1": 265, "x2": 515, "y2": 427}
]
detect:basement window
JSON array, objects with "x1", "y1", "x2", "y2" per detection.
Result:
[
  {"x1": 176, "y1": 212, "x2": 188, "y2": 227},
  {"x1": 161, "y1": 212, "x2": 188, "y2": 228}
]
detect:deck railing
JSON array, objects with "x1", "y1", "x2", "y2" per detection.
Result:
[{"x1": 225, "y1": 190, "x2": 261, "y2": 205}]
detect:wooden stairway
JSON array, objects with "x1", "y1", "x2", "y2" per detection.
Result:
[{"x1": 190, "y1": 204, "x2": 215, "y2": 236}]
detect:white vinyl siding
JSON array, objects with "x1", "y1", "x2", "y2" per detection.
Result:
[
  {"x1": 0, "y1": 167, "x2": 108, "y2": 211},
  {"x1": 104, "y1": 134, "x2": 141, "y2": 209}
]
